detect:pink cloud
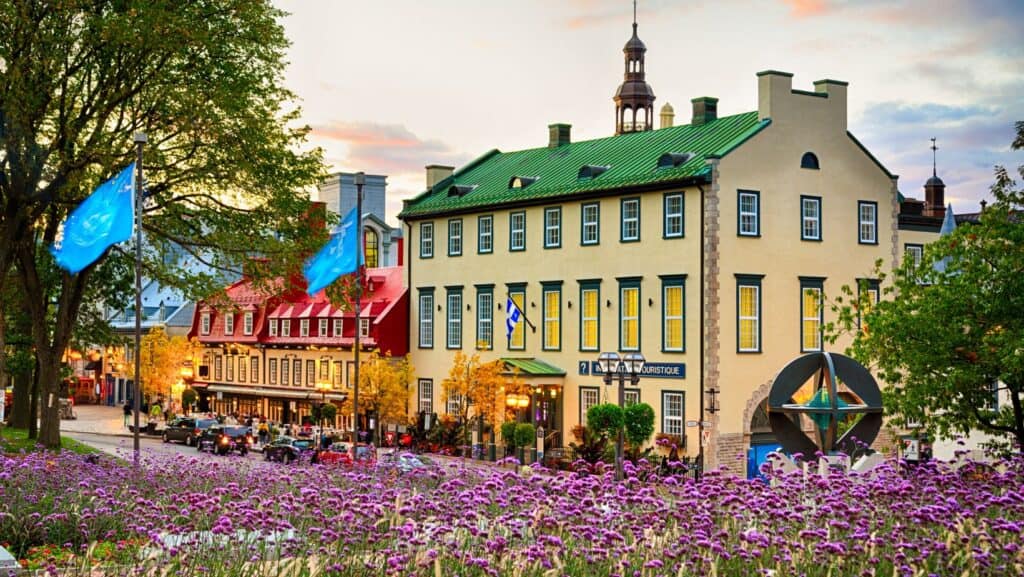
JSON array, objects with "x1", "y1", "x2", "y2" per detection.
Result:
[
  {"x1": 310, "y1": 121, "x2": 471, "y2": 181},
  {"x1": 781, "y1": 0, "x2": 831, "y2": 18}
]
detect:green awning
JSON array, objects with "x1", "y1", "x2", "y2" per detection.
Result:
[{"x1": 501, "y1": 358, "x2": 566, "y2": 376}]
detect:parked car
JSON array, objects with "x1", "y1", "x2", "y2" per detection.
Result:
[
  {"x1": 314, "y1": 444, "x2": 352, "y2": 466},
  {"x1": 263, "y1": 436, "x2": 315, "y2": 464},
  {"x1": 197, "y1": 425, "x2": 253, "y2": 456},
  {"x1": 162, "y1": 417, "x2": 218, "y2": 446},
  {"x1": 378, "y1": 452, "x2": 433, "y2": 473}
]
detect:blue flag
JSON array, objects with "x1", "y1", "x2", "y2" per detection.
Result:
[
  {"x1": 505, "y1": 297, "x2": 522, "y2": 339},
  {"x1": 51, "y1": 163, "x2": 136, "y2": 274},
  {"x1": 304, "y1": 206, "x2": 362, "y2": 295}
]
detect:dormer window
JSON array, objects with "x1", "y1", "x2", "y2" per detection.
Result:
[
  {"x1": 243, "y1": 311, "x2": 254, "y2": 335},
  {"x1": 656, "y1": 152, "x2": 694, "y2": 170},
  {"x1": 224, "y1": 314, "x2": 234, "y2": 336},
  {"x1": 200, "y1": 312, "x2": 211, "y2": 335},
  {"x1": 801, "y1": 152, "x2": 820, "y2": 170},
  {"x1": 447, "y1": 184, "x2": 477, "y2": 197},
  {"x1": 509, "y1": 176, "x2": 539, "y2": 189},
  {"x1": 578, "y1": 165, "x2": 610, "y2": 180}
]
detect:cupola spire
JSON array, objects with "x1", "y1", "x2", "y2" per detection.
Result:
[{"x1": 613, "y1": 0, "x2": 656, "y2": 135}]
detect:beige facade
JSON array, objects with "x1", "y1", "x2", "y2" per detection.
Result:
[{"x1": 402, "y1": 71, "x2": 904, "y2": 473}]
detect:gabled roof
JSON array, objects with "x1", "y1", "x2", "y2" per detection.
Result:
[{"x1": 399, "y1": 112, "x2": 769, "y2": 219}]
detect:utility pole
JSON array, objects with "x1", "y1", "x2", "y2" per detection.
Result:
[
  {"x1": 352, "y1": 172, "x2": 364, "y2": 443},
  {"x1": 132, "y1": 132, "x2": 147, "y2": 465}
]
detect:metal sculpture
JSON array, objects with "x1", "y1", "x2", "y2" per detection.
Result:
[{"x1": 768, "y1": 352, "x2": 883, "y2": 457}]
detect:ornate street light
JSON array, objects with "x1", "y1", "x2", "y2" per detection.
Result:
[
  {"x1": 597, "y1": 350, "x2": 645, "y2": 481},
  {"x1": 314, "y1": 380, "x2": 333, "y2": 451}
]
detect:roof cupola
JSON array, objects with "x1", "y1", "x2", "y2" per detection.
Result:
[{"x1": 614, "y1": 0, "x2": 656, "y2": 135}]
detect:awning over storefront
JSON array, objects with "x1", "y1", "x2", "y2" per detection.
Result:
[
  {"x1": 206, "y1": 383, "x2": 348, "y2": 402},
  {"x1": 501, "y1": 358, "x2": 566, "y2": 376},
  {"x1": 84, "y1": 360, "x2": 102, "y2": 371}
]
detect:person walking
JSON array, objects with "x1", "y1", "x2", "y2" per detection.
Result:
[
  {"x1": 122, "y1": 402, "x2": 132, "y2": 428},
  {"x1": 257, "y1": 420, "x2": 269, "y2": 446}
]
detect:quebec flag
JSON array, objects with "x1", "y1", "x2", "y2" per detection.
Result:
[
  {"x1": 51, "y1": 163, "x2": 136, "y2": 274},
  {"x1": 505, "y1": 297, "x2": 522, "y2": 339},
  {"x1": 303, "y1": 206, "x2": 363, "y2": 295}
]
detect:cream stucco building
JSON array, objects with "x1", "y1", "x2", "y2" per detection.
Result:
[{"x1": 398, "y1": 22, "x2": 909, "y2": 475}]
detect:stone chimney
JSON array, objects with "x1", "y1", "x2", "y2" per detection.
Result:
[
  {"x1": 425, "y1": 165, "x2": 454, "y2": 190},
  {"x1": 659, "y1": 103, "x2": 675, "y2": 129},
  {"x1": 548, "y1": 123, "x2": 571, "y2": 148},
  {"x1": 691, "y1": 97, "x2": 718, "y2": 126}
]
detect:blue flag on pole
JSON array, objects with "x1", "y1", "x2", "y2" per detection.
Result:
[
  {"x1": 303, "y1": 206, "x2": 362, "y2": 295},
  {"x1": 51, "y1": 163, "x2": 136, "y2": 274},
  {"x1": 505, "y1": 297, "x2": 522, "y2": 339}
]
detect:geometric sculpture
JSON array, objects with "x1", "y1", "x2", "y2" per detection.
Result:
[{"x1": 768, "y1": 352, "x2": 883, "y2": 458}]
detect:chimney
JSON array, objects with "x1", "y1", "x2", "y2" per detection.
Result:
[
  {"x1": 659, "y1": 103, "x2": 675, "y2": 129},
  {"x1": 756, "y1": 70, "x2": 793, "y2": 122},
  {"x1": 691, "y1": 97, "x2": 718, "y2": 126},
  {"x1": 813, "y1": 79, "x2": 848, "y2": 131},
  {"x1": 425, "y1": 165, "x2": 454, "y2": 190},
  {"x1": 548, "y1": 123, "x2": 571, "y2": 148}
]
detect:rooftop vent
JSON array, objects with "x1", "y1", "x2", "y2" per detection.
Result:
[
  {"x1": 578, "y1": 165, "x2": 610, "y2": 180},
  {"x1": 447, "y1": 184, "x2": 477, "y2": 197},
  {"x1": 509, "y1": 176, "x2": 539, "y2": 189},
  {"x1": 656, "y1": 152, "x2": 695, "y2": 170}
]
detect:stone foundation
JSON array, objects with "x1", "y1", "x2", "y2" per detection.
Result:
[{"x1": 715, "y1": 432, "x2": 746, "y2": 477}]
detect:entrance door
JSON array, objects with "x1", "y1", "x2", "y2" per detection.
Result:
[{"x1": 533, "y1": 386, "x2": 563, "y2": 448}]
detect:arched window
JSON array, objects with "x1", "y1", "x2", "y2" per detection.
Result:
[
  {"x1": 801, "y1": 152, "x2": 820, "y2": 170},
  {"x1": 364, "y1": 228, "x2": 379, "y2": 268}
]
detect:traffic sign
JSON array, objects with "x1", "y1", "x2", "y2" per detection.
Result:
[
  {"x1": 701, "y1": 429, "x2": 711, "y2": 447},
  {"x1": 686, "y1": 420, "x2": 698, "y2": 428},
  {"x1": 701, "y1": 421, "x2": 713, "y2": 427}
]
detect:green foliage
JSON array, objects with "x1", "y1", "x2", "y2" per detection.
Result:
[
  {"x1": 568, "y1": 424, "x2": 609, "y2": 465},
  {"x1": 314, "y1": 403, "x2": 338, "y2": 424},
  {"x1": 827, "y1": 122, "x2": 1024, "y2": 455},
  {"x1": 586, "y1": 403, "x2": 624, "y2": 439},
  {"x1": 181, "y1": 387, "x2": 198, "y2": 411},
  {"x1": 513, "y1": 423, "x2": 536, "y2": 449},
  {"x1": 500, "y1": 421, "x2": 518, "y2": 447},
  {"x1": 624, "y1": 403, "x2": 655, "y2": 449}
]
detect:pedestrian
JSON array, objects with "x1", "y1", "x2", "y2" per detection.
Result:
[
  {"x1": 258, "y1": 420, "x2": 269, "y2": 445},
  {"x1": 122, "y1": 402, "x2": 132, "y2": 427}
]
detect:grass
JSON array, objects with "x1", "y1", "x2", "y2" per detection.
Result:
[{"x1": 0, "y1": 425, "x2": 99, "y2": 455}]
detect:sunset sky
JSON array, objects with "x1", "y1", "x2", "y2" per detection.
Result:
[{"x1": 276, "y1": 0, "x2": 1023, "y2": 223}]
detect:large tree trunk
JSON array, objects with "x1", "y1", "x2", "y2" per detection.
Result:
[
  {"x1": 27, "y1": 361, "x2": 38, "y2": 439},
  {"x1": 10, "y1": 371, "x2": 31, "y2": 429},
  {"x1": 35, "y1": 350, "x2": 61, "y2": 447}
]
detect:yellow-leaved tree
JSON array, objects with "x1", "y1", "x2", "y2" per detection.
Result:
[
  {"x1": 359, "y1": 349, "x2": 414, "y2": 432},
  {"x1": 139, "y1": 327, "x2": 201, "y2": 404},
  {"x1": 442, "y1": 352, "x2": 507, "y2": 445}
]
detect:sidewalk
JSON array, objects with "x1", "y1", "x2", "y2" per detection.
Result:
[{"x1": 61, "y1": 404, "x2": 140, "y2": 437}]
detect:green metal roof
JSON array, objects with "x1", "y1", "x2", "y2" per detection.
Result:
[
  {"x1": 501, "y1": 358, "x2": 567, "y2": 376},
  {"x1": 399, "y1": 111, "x2": 770, "y2": 219}
]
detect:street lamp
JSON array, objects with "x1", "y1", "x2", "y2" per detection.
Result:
[
  {"x1": 314, "y1": 380, "x2": 332, "y2": 450},
  {"x1": 597, "y1": 350, "x2": 645, "y2": 481}
]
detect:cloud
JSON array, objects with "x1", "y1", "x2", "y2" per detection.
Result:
[
  {"x1": 865, "y1": 102, "x2": 995, "y2": 127},
  {"x1": 310, "y1": 121, "x2": 470, "y2": 179},
  {"x1": 781, "y1": 0, "x2": 833, "y2": 18}
]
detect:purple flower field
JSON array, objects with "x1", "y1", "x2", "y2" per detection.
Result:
[{"x1": 1, "y1": 452, "x2": 1022, "y2": 576}]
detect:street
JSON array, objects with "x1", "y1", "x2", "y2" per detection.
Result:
[{"x1": 64, "y1": 431, "x2": 261, "y2": 463}]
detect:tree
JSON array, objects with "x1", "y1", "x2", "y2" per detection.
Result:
[
  {"x1": 441, "y1": 351, "x2": 505, "y2": 445},
  {"x1": 358, "y1": 350, "x2": 414, "y2": 430},
  {"x1": 624, "y1": 402, "x2": 655, "y2": 458},
  {"x1": 0, "y1": 2, "x2": 324, "y2": 447},
  {"x1": 139, "y1": 327, "x2": 199, "y2": 402},
  {"x1": 830, "y1": 122, "x2": 1024, "y2": 455}
]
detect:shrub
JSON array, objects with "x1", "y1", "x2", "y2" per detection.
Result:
[
  {"x1": 500, "y1": 421, "x2": 518, "y2": 447},
  {"x1": 513, "y1": 423, "x2": 536, "y2": 449},
  {"x1": 624, "y1": 403, "x2": 655, "y2": 450},
  {"x1": 586, "y1": 403, "x2": 624, "y2": 439},
  {"x1": 569, "y1": 424, "x2": 608, "y2": 465}
]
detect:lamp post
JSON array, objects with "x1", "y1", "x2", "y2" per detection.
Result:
[
  {"x1": 132, "y1": 132, "x2": 146, "y2": 465},
  {"x1": 315, "y1": 380, "x2": 332, "y2": 451},
  {"x1": 353, "y1": 171, "x2": 364, "y2": 443},
  {"x1": 597, "y1": 351, "x2": 645, "y2": 481}
]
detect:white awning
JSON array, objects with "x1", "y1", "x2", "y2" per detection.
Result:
[{"x1": 206, "y1": 384, "x2": 347, "y2": 402}]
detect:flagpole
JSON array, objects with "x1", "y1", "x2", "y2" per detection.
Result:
[
  {"x1": 506, "y1": 292, "x2": 536, "y2": 331},
  {"x1": 353, "y1": 172, "x2": 364, "y2": 443},
  {"x1": 132, "y1": 133, "x2": 147, "y2": 465}
]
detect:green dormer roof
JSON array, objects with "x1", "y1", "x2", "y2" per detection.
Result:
[{"x1": 399, "y1": 111, "x2": 769, "y2": 219}]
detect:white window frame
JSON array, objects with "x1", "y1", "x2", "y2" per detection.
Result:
[
  {"x1": 510, "y1": 212, "x2": 526, "y2": 251},
  {"x1": 250, "y1": 357, "x2": 259, "y2": 383},
  {"x1": 418, "y1": 379, "x2": 434, "y2": 414},
  {"x1": 478, "y1": 215, "x2": 493, "y2": 254},
  {"x1": 280, "y1": 359, "x2": 289, "y2": 385},
  {"x1": 243, "y1": 311, "x2": 254, "y2": 335},
  {"x1": 580, "y1": 386, "x2": 600, "y2": 425},
  {"x1": 420, "y1": 222, "x2": 434, "y2": 258},
  {"x1": 224, "y1": 314, "x2": 234, "y2": 336},
  {"x1": 905, "y1": 244, "x2": 923, "y2": 267},
  {"x1": 319, "y1": 318, "x2": 328, "y2": 337},
  {"x1": 624, "y1": 389, "x2": 641, "y2": 406},
  {"x1": 664, "y1": 193, "x2": 683, "y2": 238},
  {"x1": 333, "y1": 319, "x2": 342, "y2": 337},
  {"x1": 621, "y1": 198, "x2": 640, "y2": 242},
  {"x1": 858, "y1": 201, "x2": 877, "y2": 244},
  {"x1": 200, "y1": 313, "x2": 211, "y2": 335},
  {"x1": 544, "y1": 207, "x2": 561, "y2": 248},
  {"x1": 739, "y1": 191, "x2": 759, "y2": 236},
  {"x1": 446, "y1": 392, "x2": 462, "y2": 416},
  {"x1": 476, "y1": 291, "x2": 493, "y2": 350},
  {"x1": 581, "y1": 202, "x2": 599, "y2": 245},
  {"x1": 269, "y1": 358, "x2": 278, "y2": 385},
  {"x1": 801, "y1": 285, "x2": 823, "y2": 352},
  {"x1": 801, "y1": 196, "x2": 821, "y2": 241},
  {"x1": 269, "y1": 319, "x2": 277, "y2": 337},
  {"x1": 419, "y1": 291, "x2": 434, "y2": 348},
  {"x1": 542, "y1": 287, "x2": 560, "y2": 350},
  {"x1": 662, "y1": 392, "x2": 684, "y2": 436},
  {"x1": 446, "y1": 291, "x2": 462, "y2": 349},
  {"x1": 300, "y1": 318, "x2": 309, "y2": 338},
  {"x1": 281, "y1": 319, "x2": 291, "y2": 337},
  {"x1": 360, "y1": 318, "x2": 370, "y2": 338},
  {"x1": 448, "y1": 219, "x2": 463, "y2": 256}
]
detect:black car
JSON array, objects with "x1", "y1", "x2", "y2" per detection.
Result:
[
  {"x1": 263, "y1": 436, "x2": 315, "y2": 464},
  {"x1": 162, "y1": 417, "x2": 219, "y2": 446},
  {"x1": 198, "y1": 425, "x2": 253, "y2": 455}
]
